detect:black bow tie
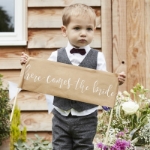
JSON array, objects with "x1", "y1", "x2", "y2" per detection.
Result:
[{"x1": 70, "y1": 48, "x2": 86, "y2": 55}]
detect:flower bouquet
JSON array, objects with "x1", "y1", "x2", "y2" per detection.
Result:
[{"x1": 95, "y1": 83, "x2": 150, "y2": 150}]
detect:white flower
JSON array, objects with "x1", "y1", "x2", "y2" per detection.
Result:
[
  {"x1": 139, "y1": 94, "x2": 146, "y2": 100},
  {"x1": 122, "y1": 101, "x2": 139, "y2": 115},
  {"x1": 123, "y1": 91, "x2": 130, "y2": 97}
]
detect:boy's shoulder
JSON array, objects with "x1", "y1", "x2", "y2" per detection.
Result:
[
  {"x1": 91, "y1": 48, "x2": 99, "y2": 52},
  {"x1": 57, "y1": 47, "x2": 65, "y2": 50},
  {"x1": 90, "y1": 48, "x2": 104, "y2": 55},
  {"x1": 57, "y1": 47, "x2": 66, "y2": 52}
]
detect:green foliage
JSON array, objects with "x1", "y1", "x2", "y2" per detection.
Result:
[
  {"x1": 0, "y1": 74, "x2": 11, "y2": 145},
  {"x1": 14, "y1": 134, "x2": 53, "y2": 150},
  {"x1": 97, "y1": 83, "x2": 150, "y2": 146},
  {"x1": 0, "y1": 7, "x2": 14, "y2": 32},
  {"x1": 10, "y1": 105, "x2": 27, "y2": 150}
]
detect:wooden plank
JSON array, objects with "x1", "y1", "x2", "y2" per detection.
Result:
[
  {"x1": 0, "y1": 48, "x2": 54, "y2": 71},
  {"x1": 28, "y1": 29, "x2": 101, "y2": 48},
  {"x1": 28, "y1": 8, "x2": 101, "y2": 28},
  {"x1": 0, "y1": 47, "x2": 27, "y2": 69},
  {"x1": 112, "y1": 0, "x2": 127, "y2": 92},
  {"x1": 0, "y1": 48, "x2": 54, "y2": 70},
  {"x1": 101, "y1": 0, "x2": 112, "y2": 72},
  {"x1": 10, "y1": 91, "x2": 49, "y2": 111},
  {"x1": 126, "y1": 0, "x2": 145, "y2": 90},
  {"x1": 145, "y1": 0, "x2": 150, "y2": 90},
  {"x1": 28, "y1": 0, "x2": 101, "y2": 7},
  {"x1": 28, "y1": 8, "x2": 62, "y2": 28},
  {"x1": 28, "y1": 49, "x2": 55, "y2": 59},
  {"x1": 21, "y1": 112, "x2": 53, "y2": 131},
  {"x1": 0, "y1": 70, "x2": 21, "y2": 84}
]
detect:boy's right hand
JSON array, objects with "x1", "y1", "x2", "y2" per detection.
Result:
[{"x1": 20, "y1": 52, "x2": 29, "y2": 65}]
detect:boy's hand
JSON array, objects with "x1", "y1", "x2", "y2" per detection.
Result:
[
  {"x1": 20, "y1": 52, "x2": 29, "y2": 65},
  {"x1": 118, "y1": 71, "x2": 126, "y2": 85}
]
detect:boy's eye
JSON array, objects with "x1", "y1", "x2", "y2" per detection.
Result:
[
  {"x1": 74, "y1": 27, "x2": 80, "y2": 30},
  {"x1": 87, "y1": 28, "x2": 93, "y2": 31}
]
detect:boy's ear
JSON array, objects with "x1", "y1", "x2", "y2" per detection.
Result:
[{"x1": 61, "y1": 25, "x2": 67, "y2": 37}]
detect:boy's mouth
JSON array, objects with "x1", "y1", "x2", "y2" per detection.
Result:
[{"x1": 79, "y1": 39, "x2": 86, "y2": 42}]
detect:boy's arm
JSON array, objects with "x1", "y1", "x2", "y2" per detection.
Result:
[
  {"x1": 47, "y1": 51, "x2": 57, "y2": 62},
  {"x1": 97, "y1": 52, "x2": 107, "y2": 71}
]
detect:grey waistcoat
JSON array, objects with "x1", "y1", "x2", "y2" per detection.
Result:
[{"x1": 53, "y1": 48, "x2": 98, "y2": 112}]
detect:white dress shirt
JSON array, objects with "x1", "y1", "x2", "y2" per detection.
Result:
[{"x1": 48, "y1": 42, "x2": 107, "y2": 116}]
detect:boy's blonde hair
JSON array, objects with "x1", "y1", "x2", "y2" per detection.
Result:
[{"x1": 62, "y1": 3, "x2": 96, "y2": 26}]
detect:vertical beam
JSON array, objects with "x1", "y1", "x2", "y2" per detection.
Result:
[
  {"x1": 145, "y1": 0, "x2": 150, "y2": 89},
  {"x1": 101, "y1": 0, "x2": 112, "y2": 72},
  {"x1": 126, "y1": 0, "x2": 145, "y2": 90},
  {"x1": 112, "y1": 0, "x2": 127, "y2": 91}
]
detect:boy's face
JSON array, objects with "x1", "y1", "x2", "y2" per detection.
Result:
[{"x1": 61, "y1": 16, "x2": 95, "y2": 48}]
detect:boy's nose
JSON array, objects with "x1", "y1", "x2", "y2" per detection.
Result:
[{"x1": 80, "y1": 30, "x2": 86, "y2": 36}]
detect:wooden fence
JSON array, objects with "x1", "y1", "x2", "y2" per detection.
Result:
[{"x1": 0, "y1": 0, "x2": 150, "y2": 149}]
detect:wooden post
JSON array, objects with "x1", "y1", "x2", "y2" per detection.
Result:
[
  {"x1": 101, "y1": 0, "x2": 112, "y2": 72},
  {"x1": 126, "y1": 0, "x2": 145, "y2": 90},
  {"x1": 145, "y1": 0, "x2": 150, "y2": 90},
  {"x1": 112, "y1": 0, "x2": 127, "y2": 92}
]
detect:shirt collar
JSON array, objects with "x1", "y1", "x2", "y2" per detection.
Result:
[{"x1": 65, "y1": 41, "x2": 91, "y2": 54}]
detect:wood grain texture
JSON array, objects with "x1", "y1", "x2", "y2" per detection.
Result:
[
  {"x1": 101, "y1": 0, "x2": 112, "y2": 72},
  {"x1": 10, "y1": 91, "x2": 49, "y2": 111},
  {"x1": 0, "y1": 70, "x2": 21, "y2": 84},
  {"x1": 28, "y1": 0, "x2": 101, "y2": 7},
  {"x1": 0, "y1": 49, "x2": 54, "y2": 73},
  {"x1": 112, "y1": 0, "x2": 127, "y2": 92},
  {"x1": 21, "y1": 112, "x2": 53, "y2": 131},
  {"x1": 127, "y1": 0, "x2": 145, "y2": 90},
  {"x1": 28, "y1": 49, "x2": 55, "y2": 59},
  {"x1": 28, "y1": 8, "x2": 62, "y2": 28},
  {"x1": 145, "y1": 0, "x2": 150, "y2": 90},
  {"x1": 0, "y1": 47, "x2": 27, "y2": 69},
  {"x1": 28, "y1": 8, "x2": 101, "y2": 28},
  {"x1": 28, "y1": 29, "x2": 101, "y2": 48}
]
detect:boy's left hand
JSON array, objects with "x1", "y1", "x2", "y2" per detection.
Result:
[{"x1": 118, "y1": 71, "x2": 126, "y2": 85}]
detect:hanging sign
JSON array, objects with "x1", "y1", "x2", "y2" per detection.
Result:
[{"x1": 18, "y1": 57, "x2": 118, "y2": 107}]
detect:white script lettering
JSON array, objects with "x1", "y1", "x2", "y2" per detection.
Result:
[
  {"x1": 75, "y1": 78, "x2": 89, "y2": 93},
  {"x1": 24, "y1": 64, "x2": 45, "y2": 82},
  {"x1": 93, "y1": 81, "x2": 114, "y2": 97}
]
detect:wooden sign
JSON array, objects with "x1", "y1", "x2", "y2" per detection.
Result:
[{"x1": 18, "y1": 57, "x2": 118, "y2": 107}]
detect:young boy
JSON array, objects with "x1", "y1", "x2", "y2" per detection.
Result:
[{"x1": 21, "y1": 3, "x2": 126, "y2": 150}]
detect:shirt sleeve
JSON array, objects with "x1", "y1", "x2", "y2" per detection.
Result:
[
  {"x1": 46, "y1": 51, "x2": 57, "y2": 106},
  {"x1": 47, "y1": 51, "x2": 57, "y2": 62},
  {"x1": 97, "y1": 52, "x2": 107, "y2": 71}
]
